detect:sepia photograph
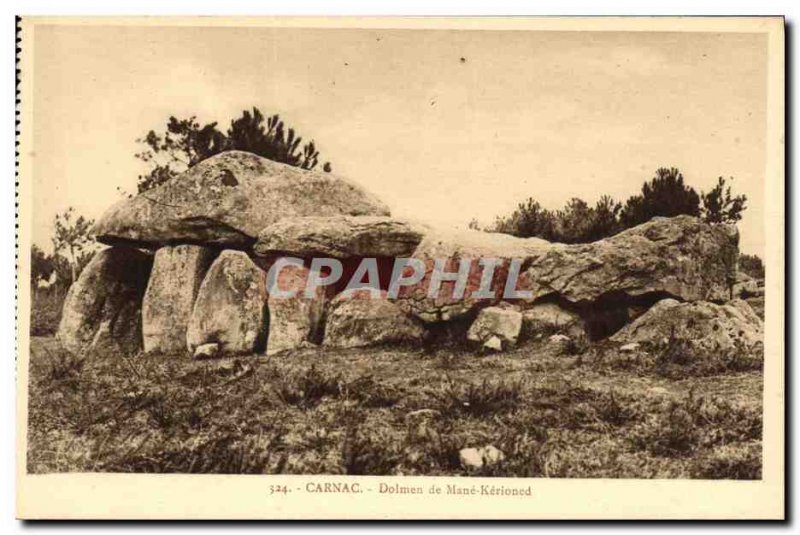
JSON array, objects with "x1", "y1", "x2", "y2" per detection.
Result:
[{"x1": 15, "y1": 16, "x2": 785, "y2": 520}]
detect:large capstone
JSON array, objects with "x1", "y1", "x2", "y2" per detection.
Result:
[
  {"x1": 57, "y1": 247, "x2": 153, "y2": 355},
  {"x1": 397, "y1": 215, "x2": 739, "y2": 331},
  {"x1": 519, "y1": 215, "x2": 739, "y2": 304},
  {"x1": 186, "y1": 251, "x2": 268, "y2": 356},
  {"x1": 141, "y1": 245, "x2": 217, "y2": 354},
  {"x1": 395, "y1": 228, "x2": 550, "y2": 323},
  {"x1": 92, "y1": 151, "x2": 390, "y2": 249},
  {"x1": 254, "y1": 215, "x2": 426, "y2": 259}
]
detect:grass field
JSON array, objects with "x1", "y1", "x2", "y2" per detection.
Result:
[{"x1": 26, "y1": 334, "x2": 763, "y2": 479}]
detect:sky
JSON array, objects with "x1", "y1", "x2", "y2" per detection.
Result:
[{"x1": 31, "y1": 24, "x2": 768, "y2": 255}]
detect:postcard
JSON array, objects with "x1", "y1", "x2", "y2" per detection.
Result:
[{"x1": 15, "y1": 16, "x2": 785, "y2": 519}]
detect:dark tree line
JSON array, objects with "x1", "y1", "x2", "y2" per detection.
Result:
[
  {"x1": 135, "y1": 107, "x2": 332, "y2": 193},
  {"x1": 489, "y1": 167, "x2": 747, "y2": 244}
]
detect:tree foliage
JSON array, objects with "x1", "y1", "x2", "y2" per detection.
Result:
[
  {"x1": 492, "y1": 199, "x2": 556, "y2": 241},
  {"x1": 590, "y1": 195, "x2": 624, "y2": 241},
  {"x1": 619, "y1": 168, "x2": 701, "y2": 228},
  {"x1": 738, "y1": 253, "x2": 765, "y2": 279},
  {"x1": 135, "y1": 107, "x2": 331, "y2": 193},
  {"x1": 51, "y1": 207, "x2": 96, "y2": 284},
  {"x1": 31, "y1": 245, "x2": 84, "y2": 290},
  {"x1": 701, "y1": 176, "x2": 748, "y2": 224},
  {"x1": 489, "y1": 167, "x2": 747, "y2": 244},
  {"x1": 30, "y1": 244, "x2": 55, "y2": 284},
  {"x1": 491, "y1": 195, "x2": 622, "y2": 244}
]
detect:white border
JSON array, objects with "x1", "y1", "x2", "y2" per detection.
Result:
[{"x1": 3, "y1": 2, "x2": 795, "y2": 532}]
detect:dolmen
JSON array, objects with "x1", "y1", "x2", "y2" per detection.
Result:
[{"x1": 56, "y1": 150, "x2": 761, "y2": 358}]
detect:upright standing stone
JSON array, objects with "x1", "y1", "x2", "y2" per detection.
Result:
[
  {"x1": 261, "y1": 260, "x2": 331, "y2": 355},
  {"x1": 186, "y1": 251, "x2": 268, "y2": 356},
  {"x1": 57, "y1": 247, "x2": 153, "y2": 356},
  {"x1": 142, "y1": 245, "x2": 217, "y2": 354}
]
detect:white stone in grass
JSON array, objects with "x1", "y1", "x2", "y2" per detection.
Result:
[
  {"x1": 193, "y1": 342, "x2": 220, "y2": 360},
  {"x1": 483, "y1": 336, "x2": 503, "y2": 352},
  {"x1": 459, "y1": 445, "x2": 505, "y2": 469},
  {"x1": 548, "y1": 334, "x2": 570, "y2": 344},
  {"x1": 619, "y1": 342, "x2": 640, "y2": 353},
  {"x1": 467, "y1": 306, "x2": 523, "y2": 351}
]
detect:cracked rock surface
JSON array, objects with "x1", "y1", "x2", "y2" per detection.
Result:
[
  {"x1": 398, "y1": 215, "x2": 738, "y2": 324},
  {"x1": 93, "y1": 151, "x2": 390, "y2": 249},
  {"x1": 57, "y1": 247, "x2": 153, "y2": 356},
  {"x1": 254, "y1": 215, "x2": 426, "y2": 259},
  {"x1": 611, "y1": 298, "x2": 763, "y2": 355},
  {"x1": 186, "y1": 251, "x2": 268, "y2": 355}
]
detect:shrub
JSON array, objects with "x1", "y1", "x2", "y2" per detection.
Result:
[
  {"x1": 401, "y1": 419, "x2": 464, "y2": 473},
  {"x1": 489, "y1": 166, "x2": 747, "y2": 244},
  {"x1": 43, "y1": 345, "x2": 85, "y2": 385},
  {"x1": 491, "y1": 199, "x2": 557, "y2": 241},
  {"x1": 136, "y1": 108, "x2": 331, "y2": 193},
  {"x1": 344, "y1": 374, "x2": 402, "y2": 408},
  {"x1": 563, "y1": 333, "x2": 590, "y2": 356},
  {"x1": 340, "y1": 409, "x2": 401, "y2": 475},
  {"x1": 691, "y1": 442, "x2": 762, "y2": 480},
  {"x1": 583, "y1": 333, "x2": 763, "y2": 379},
  {"x1": 490, "y1": 196, "x2": 622, "y2": 244},
  {"x1": 630, "y1": 390, "x2": 762, "y2": 460},
  {"x1": 102, "y1": 425, "x2": 288, "y2": 474},
  {"x1": 630, "y1": 394, "x2": 702, "y2": 457},
  {"x1": 701, "y1": 176, "x2": 747, "y2": 224},
  {"x1": 592, "y1": 390, "x2": 641, "y2": 426},
  {"x1": 273, "y1": 365, "x2": 343, "y2": 409},
  {"x1": 620, "y1": 167, "x2": 701, "y2": 228},
  {"x1": 739, "y1": 253, "x2": 765, "y2": 279},
  {"x1": 653, "y1": 333, "x2": 764, "y2": 379},
  {"x1": 30, "y1": 287, "x2": 66, "y2": 336},
  {"x1": 430, "y1": 378, "x2": 524, "y2": 417}
]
